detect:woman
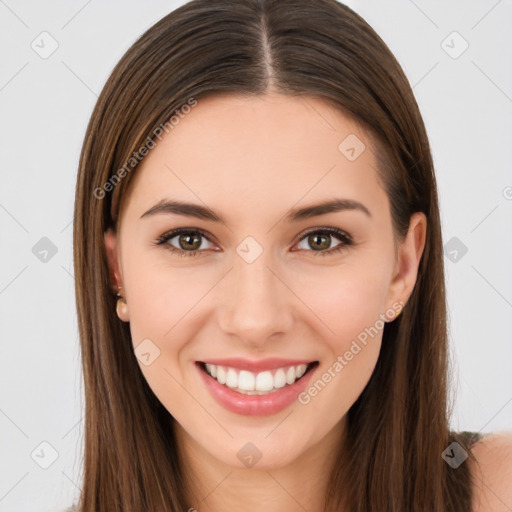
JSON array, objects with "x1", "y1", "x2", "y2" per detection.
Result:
[{"x1": 71, "y1": 0, "x2": 512, "y2": 510}]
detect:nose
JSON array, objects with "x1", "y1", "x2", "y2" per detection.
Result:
[{"x1": 217, "y1": 252, "x2": 294, "y2": 347}]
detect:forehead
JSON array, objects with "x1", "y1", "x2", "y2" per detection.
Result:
[{"x1": 121, "y1": 93, "x2": 388, "y2": 225}]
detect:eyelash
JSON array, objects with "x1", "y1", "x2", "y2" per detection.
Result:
[{"x1": 153, "y1": 227, "x2": 353, "y2": 258}]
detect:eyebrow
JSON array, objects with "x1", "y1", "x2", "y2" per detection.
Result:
[{"x1": 140, "y1": 198, "x2": 371, "y2": 223}]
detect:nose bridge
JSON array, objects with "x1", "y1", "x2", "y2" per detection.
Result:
[{"x1": 218, "y1": 245, "x2": 293, "y2": 343}]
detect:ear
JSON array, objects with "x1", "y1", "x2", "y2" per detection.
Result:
[
  {"x1": 385, "y1": 212, "x2": 427, "y2": 316},
  {"x1": 105, "y1": 227, "x2": 130, "y2": 322},
  {"x1": 104, "y1": 227, "x2": 122, "y2": 294}
]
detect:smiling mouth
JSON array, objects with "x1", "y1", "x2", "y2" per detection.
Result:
[{"x1": 196, "y1": 361, "x2": 319, "y2": 395}]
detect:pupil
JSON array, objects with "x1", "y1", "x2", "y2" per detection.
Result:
[
  {"x1": 181, "y1": 234, "x2": 200, "y2": 250},
  {"x1": 310, "y1": 234, "x2": 329, "y2": 250}
]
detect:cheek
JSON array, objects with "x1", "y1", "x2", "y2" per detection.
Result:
[
  {"x1": 296, "y1": 267, "x2": 386, "y2": 419},
  {"x1": 124, "y1": 254, "x2": 209, "y2": 342},
  {"x1": 123, "y1": 258, "x2": 207, "y2": 412},
  {"x1": 291, "y1": 260, "x2": 390, "y2": 346},
  {"x1": 290, "y1": 261, "x2": 388, "y2": 414}
]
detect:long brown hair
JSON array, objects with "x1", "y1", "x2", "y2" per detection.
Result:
[{"x1": 73, "y1": 0, "x2": 481, "y2": 510}]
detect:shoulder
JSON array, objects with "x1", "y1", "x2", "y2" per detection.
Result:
[{"x1": 469, "y1": 430, "x2": 512, "y2": 512}]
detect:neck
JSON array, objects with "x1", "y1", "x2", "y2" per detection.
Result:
[{"x1": 176, "y1": 416, "x2": 348, "y2": 512}]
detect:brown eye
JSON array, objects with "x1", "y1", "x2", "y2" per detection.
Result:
[
  {"x1": 295, "y1": 228, "x2": 353, "y2": 256},
  {"x1": 155, "y1": 228, "x2": 215, "y2": 257},
  {"x1": 306, "y1": 233, "x2": 332, "y2": 251},
  {"x1": 176, "y1": 232, "x2": 202, "y2": 251}
]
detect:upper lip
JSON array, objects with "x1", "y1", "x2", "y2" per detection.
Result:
[{"x1": 198, "y1": 358, "x2": 317, "y2": 373}]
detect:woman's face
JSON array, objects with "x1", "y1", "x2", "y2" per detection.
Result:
[{"x1": 105, "y1": 92, "x2": 426, "y2": 470}]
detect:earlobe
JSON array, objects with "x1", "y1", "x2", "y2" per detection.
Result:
[{"x1": 104, "y1": 228, "x2": 130, "y2": 322}]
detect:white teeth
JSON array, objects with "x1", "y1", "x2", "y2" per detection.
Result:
[
  {"x1": 226, "y1": 368, "x2": 238, "y2": 388},
  {"x1": 296, "y1": 364, "x2": 307, "y2": 378},
  {"x1": 285, "y1": 366, "x2": 296, "y2": 385},
  {"x1": 274, "y1": 368, "x2": 286, "y2": 388},
  {"x1": 255, "y1": 371, "x2": 274, "y2": 391},
  {"x1": 202, "y1": 362, "x2": 313, "y2": 393},
  {"x1": 216, "y1": 366, "x2": 226, "y2": 385},
  {"x1": 238, "y1": 370, "x2": 255, "y2": 391}
]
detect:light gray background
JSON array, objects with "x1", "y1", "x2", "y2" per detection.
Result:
[{"x1": 1, "y1": 1, "x2": 511, "y2": 511}]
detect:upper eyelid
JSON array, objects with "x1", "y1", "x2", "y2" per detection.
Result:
[
  {"x1": 161, "y1": 227, "x2": 217, "y2": 245},
  {"x1": 295, "y1": 227, "x2": 352, "y2": 249}
]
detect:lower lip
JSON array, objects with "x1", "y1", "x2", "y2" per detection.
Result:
[{"x1": 196, "y1": 362, "x2": 318, "y2": 416}]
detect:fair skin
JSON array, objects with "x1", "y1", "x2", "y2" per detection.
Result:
[
  {"x1": 470, "y1": 432, "x2": 512, "y2": 512},
  {"x1": 103, "y1": 92, "x2": 511, "y2": 511}
]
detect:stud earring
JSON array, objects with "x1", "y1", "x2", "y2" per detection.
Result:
[
  {"x1": 393, "y1": 306, "x2": 403, "y2": 321},
  {"x1": 115, "y1": 285, "x2": 128, "y2": 319},
  {"x1": 385, "y1": 304, "x2": 403, "y2": 323}
]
